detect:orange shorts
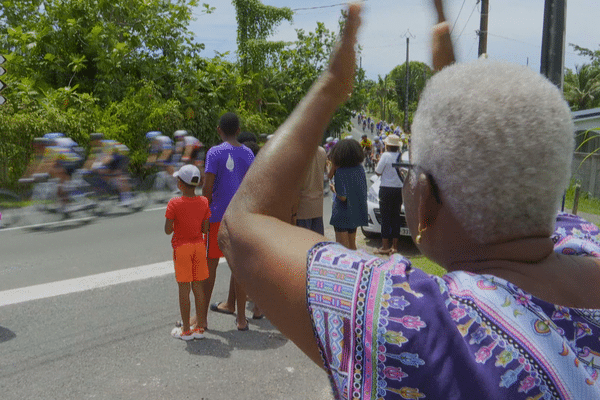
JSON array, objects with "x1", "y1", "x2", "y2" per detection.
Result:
[
  {"x1": 173, "y1": 242, "x2": 209, "y2": 282},
  {"x1": 207, "y1": 222, "x2": 223, "y2": 259}
]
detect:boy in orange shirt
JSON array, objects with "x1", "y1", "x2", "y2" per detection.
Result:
[{"x1": 165, "y1": 164, "x2": 210, "y2": 340}]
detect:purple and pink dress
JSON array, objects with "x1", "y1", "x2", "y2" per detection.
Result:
[{"x1": 307, "y1": 212, "x2": 600, "y2": 399}]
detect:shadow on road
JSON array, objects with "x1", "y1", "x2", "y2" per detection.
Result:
[
  {"x1": 184, "y1": 319, "x2": 288, "y2": 358},
  {"x1": 0, "y1": 326, "x2": 16, "y2": 343}
]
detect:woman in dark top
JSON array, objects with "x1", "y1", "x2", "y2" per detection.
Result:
[{"x1": 327, "y1": 138, "x2": 368, "y2": 250}]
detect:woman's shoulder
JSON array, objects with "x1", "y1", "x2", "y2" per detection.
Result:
[{"x1": 307, "y1": 242, "x2": 443, "y2": 295}]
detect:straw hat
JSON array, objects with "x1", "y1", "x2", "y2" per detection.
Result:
[{"x1": 384, "y1": 134, "x2": 401, "y2": 147}]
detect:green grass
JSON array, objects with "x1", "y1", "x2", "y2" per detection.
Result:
[
  {"x1": 564, "y1": 180, "x2": 600, "y2": 216},
  {"x1": 407, "y1": 255, "x2": 447, "y2": 277}
]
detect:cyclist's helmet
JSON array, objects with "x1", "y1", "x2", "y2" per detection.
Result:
[
  {"x1": 361, "y1": 134, "x2": 367, "y2": 139},
  {"x1": 174, "y1": 130, "x2": 188, "y2": 139},
  {"x1": 90, "y1": 132, "x2": 104, "y2": 141},
  {"x1": 146, "y1": 131, "x2": 162, "y2": 141},
  {"x1": 374, "y1": 137, "x2": 380, "y2": 142},
  {"x1": 326, "y1": 136, "x2": 334, "y2": 143},
  {"x1": 43, "y1": 132, "x2": 65, "y2": 140}
]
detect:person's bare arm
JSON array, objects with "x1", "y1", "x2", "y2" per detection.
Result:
[
  {"x1": 327, "y1": 162, "x2": 337, "y2": 180},
  {"x1": 431, "y1": 0, "x2": 455, "y2": 72},
  {"x1": 218, "y1": 4, "x2": 362, "y2": 366},
  {"x1": 165, "y1": 218, "x2": 174, "y2": 235},
  {"x1": 202, "y1": 172, "x2": 215, "y2": 204}
]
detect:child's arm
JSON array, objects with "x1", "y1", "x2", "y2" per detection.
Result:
[
  {"x1": 202, "y1": 172, "x2": 215, "y2": 204},
  {"x1": 165, "y1": 218, "x2": 174, "y2": 235}
]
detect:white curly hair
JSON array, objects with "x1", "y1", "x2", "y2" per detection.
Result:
[{"x1": 411, "y1": 60, "x2": 574, "y2": 244}]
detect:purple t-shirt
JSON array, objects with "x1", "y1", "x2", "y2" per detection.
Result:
[{"x1": 204, "y1": 142, "x2": 254, "y2": 222}]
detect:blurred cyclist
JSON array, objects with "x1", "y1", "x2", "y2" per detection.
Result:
[
  {"x1": 87, "y1": 133, "x2": 133, "y2": 205},
  {"x1": 360, "y1": 134, "x2": 374, "y2": 171},
  {"x1": 19, "y1": 137, "x2": 52, "y2": 183},
  {"x1": 145, "y1": 131, "x2": 178, "y2": 192},
  {"x1": 145, "y1": 131, "x2": 175, "y2": 172},
  {"x1": 173, "y1": 129, "x2": 205, "y2": 184},
  {"x1": 17, "y1": 133, "x2": 86, "y2": 210},
  {"x1": 373, "y1": 136, "x2": 384, "y2": 164}
]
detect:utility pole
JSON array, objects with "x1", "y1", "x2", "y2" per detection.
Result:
[
  {"x1": 404, "y1": 37, "x2": 410, "y2": 133},
  {"x1": 540, "y1": 0, "x2": 566, "y2": 89},
  {"x1": 402, "y1": 30, "x2": 414, "y2": 133},
  {"x1": 478, "y1": 0, "x2": 489, "y2": 57}
]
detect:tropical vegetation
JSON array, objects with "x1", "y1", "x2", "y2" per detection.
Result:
[{"x1": 0, "y1": 0, "x2": 437, "y2": 189}]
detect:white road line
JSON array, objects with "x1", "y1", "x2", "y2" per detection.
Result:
[
  {"x1": 0, "y1": 206, "x2": 166, "y2": 232},
  {"x1": 144, "y1": 206, "x2": 167, "y2": 212},
  {"x1": 0, "y1": 216, "x2": 95, "y2": 232},
  {"x1": 0, "y1": 259, "x2": 227, "y2": 307}
]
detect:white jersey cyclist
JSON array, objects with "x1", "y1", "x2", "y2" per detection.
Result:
[{"x1": 151, "y1": 135, "x2": 174, "y2": 153}]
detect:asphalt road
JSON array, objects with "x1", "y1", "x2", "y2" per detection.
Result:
[
  {"x1": 0, "y1": 118, "x2": 418, "y2": 399},
  {"x1": 0, "y1": 203, "x2": 336, "y2": 400}
]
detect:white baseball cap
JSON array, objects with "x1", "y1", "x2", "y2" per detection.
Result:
[{"x1": 173, "y1": 164, "x2": 201, "y2": 186}]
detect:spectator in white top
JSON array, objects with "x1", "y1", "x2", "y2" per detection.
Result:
[{"x1": 374, "y1": 134, "x2": 403, "y2": 255}]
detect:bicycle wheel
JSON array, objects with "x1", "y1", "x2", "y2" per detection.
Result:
[
  {"x1": 142, "y1": 172, "x2": 171, "y2": 204},
  {"x1": 0, "y1": 190, "x2": 23, "y2": 228},
  {"x1": 28, "y1": 181, "x2": 65, "y2": 225},
  {"x1": 128, "y1": 177, "x2": 150, "y2": 212}
]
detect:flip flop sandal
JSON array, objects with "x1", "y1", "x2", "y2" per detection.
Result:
[{"x1": 210, "y1": 301, "x2": 234, "y2": 315}]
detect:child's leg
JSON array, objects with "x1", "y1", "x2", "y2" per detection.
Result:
[
  {"x1": 198, "y1": 257, "x2": 219, "y2": 328},
  {"x1": 178, "y1": 282, "x2": 192, "y2": 332},
  {"x1": 191, "y1": 281, "x2": 203, "y2": 328}
]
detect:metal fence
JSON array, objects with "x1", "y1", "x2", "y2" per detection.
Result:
[{"x1": 572, "y1": 152, "x2": 600, "y2": 197}]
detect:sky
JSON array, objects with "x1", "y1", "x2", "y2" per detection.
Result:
[{"x1": 188, "y1": 0, "x2": 600, "y2": 81}]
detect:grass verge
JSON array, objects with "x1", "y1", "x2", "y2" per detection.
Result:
[
  {"x1": 564, "y1": 180, "x2": 600, "y2": 216},
  {"x1": 407, "y1": 255, "x2": 447, "y2": 277}
]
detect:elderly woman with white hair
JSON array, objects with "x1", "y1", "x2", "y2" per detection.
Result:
[{"x1": 217, "y1": 2, "x2": 600, "y2": 399}]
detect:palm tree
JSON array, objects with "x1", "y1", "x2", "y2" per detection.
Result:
[{"x1": 563, "y1": 64, "x2": 600, "y2": 111}]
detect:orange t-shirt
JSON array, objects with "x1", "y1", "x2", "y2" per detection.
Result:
[{"x1": 165, "y1": 196, "x2": 211, "y2": 249}]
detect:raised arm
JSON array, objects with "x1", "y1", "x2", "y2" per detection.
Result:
[
  {"x1": 431, "y1": 0, "x2": 455, "y2": 72},
  {"x1": 218, "y1": 4, "x2": 362, "y2": 366}
]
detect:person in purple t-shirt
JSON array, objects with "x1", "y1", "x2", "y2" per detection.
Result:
[{"x1": 200, "y1": 112, "x2": 255, "y2": 331}]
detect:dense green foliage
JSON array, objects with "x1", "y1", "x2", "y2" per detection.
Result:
[{"x1": 0, "y1": 0, "x2": 413, "y2": 189}]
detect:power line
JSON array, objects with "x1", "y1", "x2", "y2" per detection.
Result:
[
  {"x1": 291, "y1": 1, "x2": 366, "y2": 12},
  {"x1": 450, "y1": 0, "x2": 468, "y2": 34},
  {"x1": 456, "y1": 1, "x2": 478, "y2": 40}
]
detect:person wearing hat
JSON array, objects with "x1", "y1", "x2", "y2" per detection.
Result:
[
  {"x1": 165, "y1": 164, "x2": 211, "y2": 340},
  {"x1": 374, "y1": 134, "x2": 404, "y2": 255}
]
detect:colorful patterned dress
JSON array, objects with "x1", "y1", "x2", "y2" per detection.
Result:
[{"x1": 307, "y1": 213, "x2": 600, "y2": 399}]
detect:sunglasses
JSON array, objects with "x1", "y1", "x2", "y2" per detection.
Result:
[{"x1": 392, "y1": 162, "x2": 442, "y2": 204}]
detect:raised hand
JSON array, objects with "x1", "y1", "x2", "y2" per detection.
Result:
[
  {"x1": 323, "y1": 2, "x2": 362, "y2": 105},
  {"x1": 431, "y1": 0, "x2": 455, "y2": 71}
]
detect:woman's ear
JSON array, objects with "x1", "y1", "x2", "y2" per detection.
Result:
[{"x1": 416, "y1": 172, "x2": 442, "y2": 230}]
